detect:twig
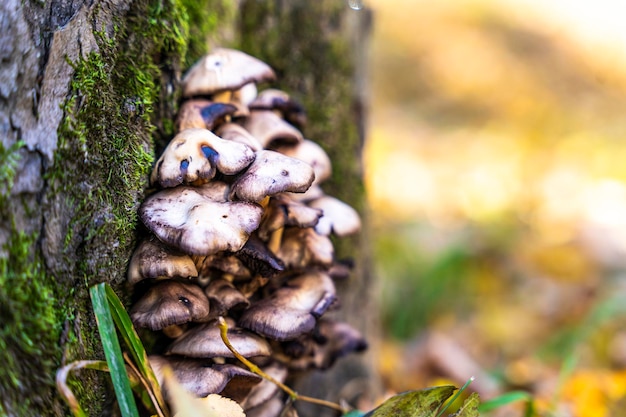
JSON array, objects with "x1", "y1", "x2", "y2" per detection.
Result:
[{"x1": 217, "y1": 316, "x2": 347, "y2": 413}]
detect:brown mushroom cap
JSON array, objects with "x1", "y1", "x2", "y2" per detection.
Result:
[
  {"x1": 283, "y1": 319, "x2": 368, "y2": 371},
  {"x1": 238, "y1": 271, "x2": 337, "y2": 341},
  {"x1": 182, "y1": 48, "x2": 276, "y2": 98},
  {"x1": 258, "y1": 194, "x2": 323, "y2": 241},
  {"x1": 166, "y1": 319, "x2": 272, "y2": 359},
  {"x1": 215, "y1": 122, "x2": 264, "y2": 152},
  {"x1": 229, "y1": 150, "x2": 315, "y2": 203},
  {"x1": 149, "y1": 355, "x2": 261, "y2": 399},
  {"x1": 139, "y1": 186, "x2": 263, "y2": 256},
  {"x1": 240, "y1": 363, "x2": 288, "y2": 410},
  {"x1": 175, "y1": 100, "x2": 237, "y2": 131},
  {"x1": 127, "y1": 237, "x2": 198, "y2": 284},
  {"x1": 150, "y1": 128, "x2": 255, "y2": 188},
  {"x1": 243, "y1": 110, "x2": 303, "y2": 149},
  {"x1": 276, "y1": 227, "x2": 334, "y2": 269},
  {"x1": 308, "y1": 195, "x2": 361, "y2": 237},
  {"x1": 197, "y1": 253, "x2": 252, "y2": 282},
  {"x1": 249, "y1": 88, "x2": 307, "y2": 129},
  {"x1": 204, "y1": 278, "x2": 250, "y2": 318},
  {"x1": 130, "y1": 280, "x2": 210, "y2": 331},
  {"x1": 274, "y1": 140, "x2": 332, "y2": 186}
]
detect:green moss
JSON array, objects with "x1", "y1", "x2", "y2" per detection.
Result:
[{"x1": 0, "y1": 230, "x2": 64, "y2": 415}]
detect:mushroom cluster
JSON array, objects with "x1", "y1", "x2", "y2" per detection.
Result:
[{"x1": 128, "y1": 48, "x2": 366, "y2": 416}]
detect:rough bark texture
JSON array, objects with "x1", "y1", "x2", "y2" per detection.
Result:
[{"x1": 0, "y1": 0, "x2": 377, "y2": 415}]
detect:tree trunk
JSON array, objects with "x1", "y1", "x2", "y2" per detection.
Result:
[{"x1": 0, "y1": 1, "x2": 378, "y2": 416}]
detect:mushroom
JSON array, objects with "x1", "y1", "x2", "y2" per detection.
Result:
[
  {"x1": 229, "y1": 150, "x2": 315, "y2": 203},
  {"x1": 181, "y1": 48, "x2": 275, "y2": 114},
  {"x1": 139, "y1": 186, "x2": 263, "y2": 256},
  {"x1": 150, "y1": 128, "x2": 256, "y2": 188},
  {"x1": 257, "y1": 195, "x2": 323, "y2": 241},
  {"x1": 196, "y1": 253, "x2": 252, "y2": 282},
  {"x1": 308, "y1": 195, "x2": 361, "y2": 237},
  {"x1": 275, "y1": 227, "x2": 334, "y2": 269},
  {"x1": 204, "y1": 278, "x2": 250, "y2": 318},
  {"x1": 249, "y1": 88, "x2": 307, "y2": 129},
  {"x1": 282, "y1": 319, "x2": 367, "y2": 371},
  {"x1": 236, "y1": 234, "x2": 285, "y2": 278},
  {"x1": 182, "y1": 48, "x2": 276, "y2": 96},
  {"x1": 175, "y1": 100, "x2": 237, "y2": 131},
  {"x1": 130, "y1": 280, "x2": 210, "y2": 331},
  {"x1": 243, "y1": 110, "x2": 303, "y2": 149},
  {"x1": 215, "y1": 122, "x2": 264, "y2": 152},
  {"x1": 240, "y1": 363, "x2": 288, "y2": 410},
  {"x1": 274, "y1": 140, "x2": 332, "y2": 186},
  {"x1": 238, "y1": 271, "x2": 337, "y2": 341},
  {"x1": 166, "y1": 319, "x2": 272, "y2": 359},
  {"x1": 127, "y1": 236, "x2": 198, "y2": 284},
  {"x1": 149, "y1": 355, "x2": 261, "y2": 399}
]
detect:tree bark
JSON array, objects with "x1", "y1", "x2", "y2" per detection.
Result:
[{"x1": 0, "y1": 1, "x2": 378, "y2": 415}]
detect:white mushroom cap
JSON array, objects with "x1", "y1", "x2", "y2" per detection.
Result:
[
  {"x1": 238, "y1": 271, "x2": 337, "y2": 341},
  {"x1": 150, "y1": 128, "x2": 255, "y2": 188},
  {"x1": 308, "y1": 195, "x2": 361, "y2": 237},
  {"x1": 139, "y1": 186, "x2": 263, "y2": 255},
  {"x1": 127, "y1": 237, "x2": 198, "y2": 284},
  {"x1": 182, "y1": 48, "x2": 276, "y2": 97},
  {"x1": 243, "y1": 110, "x2": 303, "y2": 149},
  {"x1": 274, "y1": 140, "x2": 332, "y2": 186},
  {"x1": 229, "y1": 150, "x2": 315, "y2": 203}
]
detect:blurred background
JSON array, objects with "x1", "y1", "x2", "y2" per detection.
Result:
[{"x1": 363, "y1": 0, "x2": 626, "y2": 415}]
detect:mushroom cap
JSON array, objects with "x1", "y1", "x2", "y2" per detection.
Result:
[
  {"x1": 204, "y1": 278, "x2": 250, "y2": 318},
  {"x1": 238, "y1": 271, "x2": 337, "y2": 341},
  {"x1": 149, "y1": 355, "x2": 261, "y2": 399},
  {"x1": 150, "y1": 128, "x2": 256, "y2": 188},
  {"x1": 236, "y1": 234, "x2": 285, "y2": 278},
  {"x1": 283, "y1": 319, "x2": 368, "y2": 371},
  {"x1": 285, "y1": 184, "x2": 325, "y2": 203},
  {"x1": 243, "y1": 110, "x2": 303, "y2": 149},
  {"x1": 274, "y1": 140, "x2": 332, "y2": 185},
  {"x1": 127, "y1": 237, "x2": 198, "y2": 284},
  {"x1": 215, "y1": 122, "x2": 264, "y2": 152},
  {"x1": 139, "y1": 186, "x2": 263, "y2": 256},
  {"x1": 182, "y1": 48, "x2": 276, "y2": 97},
  {"x1": 175, "y1": 100, "x2": 237, "y2": 131},
  {"x1": 249, "y1": 88, "x2": 307, "y2": 129},
  {"x1": 276, "y1": 227, "x2": 334, "y2": 269},
  {"x1": 130, "y1": 280, "x2": 210, "y2": 331},
  {"x1": 166, "y1": 319, "x2": 272, "y2": 358},
  {"x1": 229, "y1": 150, "x2": 315, "y2": 203},
  {"x1": 308, "y1": 195, "x2": 361, "y2": 236},
  {"x1": 240, "y1": 363, "x2": 288, "y2": 410},
  {"x1": 197, "y1": 253, "x2": 252, "y2": 281},
  {"x1": 257, "y1": 195, "x2": 323, "y2": 241}
]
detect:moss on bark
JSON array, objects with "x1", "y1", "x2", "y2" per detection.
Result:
[{"x1": 0, "y1": 0, "x2": 229, "y2": 414}]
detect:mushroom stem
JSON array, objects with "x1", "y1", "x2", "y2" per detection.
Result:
[
  {"x1": 163, "y1": 324, "x2": 185, "y2": 338},
  {"x1": 217, "y1": 317, "x2": 347, "y2": 414},
  {"x1": 268, "y1": 226, "x2": 284, "y2": 254}
]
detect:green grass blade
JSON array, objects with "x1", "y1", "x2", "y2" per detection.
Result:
[
  {"x1": 104, "y1": 283, "x2": 167, "y2": 414},
  {"x1": 90, "y1": 283, "x2": 140, "y2": 417},
  {"x1": 478, "y1": 391, "x2": 534, "y2": 414}
]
